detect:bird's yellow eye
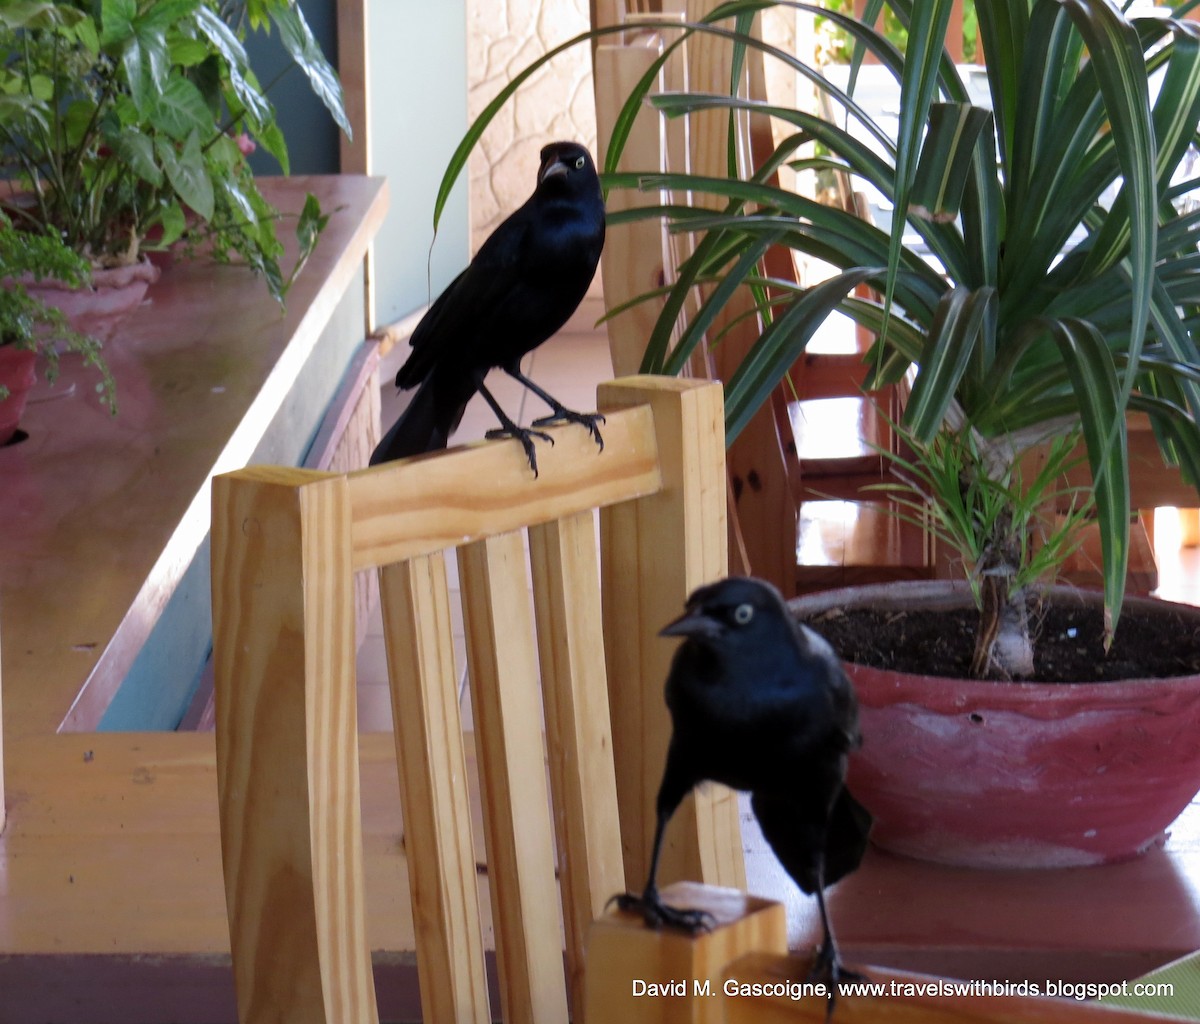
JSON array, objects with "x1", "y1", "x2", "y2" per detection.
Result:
[
  {"x1": 574, "y1": 155, "x2": 586, "y2": 169},
  {"x1": 733, "y1": 604, "x2": 754, "y2": 625}
]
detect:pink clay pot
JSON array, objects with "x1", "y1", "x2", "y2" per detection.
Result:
[
  {"x1": 0, "y1": 347, "x2": 37, "y2": 445},
  {"x1": 21, "y1": 258, "x2": 159, "y2": 343},
  {"x1": 791, "y1": 580, "x2": 1200, "y2": 869}
]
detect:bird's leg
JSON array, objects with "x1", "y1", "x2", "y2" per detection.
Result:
[
  {"x1": 807, "y1": 855, "x2": 867, "y2": 1021},
  {"x1": 503, "y1": 367, "x2": 605, "y2": 451},
  {"x1": 473, "y1": 374, "x2": 554, "y2": 477},
  {"x1": 609, "y1": 810, "x2": 714, "y2": 934}
]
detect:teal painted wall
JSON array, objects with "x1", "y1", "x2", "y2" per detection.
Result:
[
  {"x1": 99, "y1": 273, "x2": 366, "y2": 730},
  {"x1": 242, "y1": 1, "x2": 341, "y2": 177},
  {"x1": 367, "y1": 2, "x2": 470, "y2": 325},
  {"x1": 243, "y1": 1, "x2": 470, "y2": 324}
]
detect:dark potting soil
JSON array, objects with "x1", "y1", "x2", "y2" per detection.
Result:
[{"x1": 798, "y1": 599, "x2": 1200, "y2": 683}]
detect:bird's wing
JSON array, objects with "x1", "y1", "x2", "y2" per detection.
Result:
[
  {"x1": 394, "y1": 202, "x2": 535, "y2": 389},
  {"x1": 752, "y1": 784, "x2": 870, "y2": 894}
]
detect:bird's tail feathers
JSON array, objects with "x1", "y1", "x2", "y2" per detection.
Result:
[
  {"x1": 369, "y1": 377, "x2": 465, "y2": 466},
  {"x1": 823, "y1": 787, "x2": 873, "y2": 889}
]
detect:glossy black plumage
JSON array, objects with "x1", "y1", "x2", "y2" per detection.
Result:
[
  {"x1": 369, "y1": 141, "x2": 606, "y2": 474},
  {"x1": 615, "y1": 576, "x2": 871, "y2": 1012}
]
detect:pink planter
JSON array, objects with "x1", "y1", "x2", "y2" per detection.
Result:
[
  {"x1": 0, "y1": 347, "x2": 37, "y2": 445},
  {"x1": 791, "y1": 581, "x2": 1200, "y2": 868},
  {"x1": 21, "y1": 258, "x2": 159, "y2": 343}
]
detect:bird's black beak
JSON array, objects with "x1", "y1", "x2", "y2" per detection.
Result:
[
  {"x1": 660, "y1": 607, "x2": 724, "y2": 641},
  {"x1": 539, "y1": 158, "x2": 569, "y2": 183}
]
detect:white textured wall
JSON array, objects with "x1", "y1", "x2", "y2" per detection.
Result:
[
  {"x1": 464, "y1": 2, "x2": 811, "y2": 252},
  {"x1": 467, "y1": 0, "x2": 598, "y2": 252}
]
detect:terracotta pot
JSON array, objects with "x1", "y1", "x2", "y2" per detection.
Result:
[
  {"x1": 790, "y1": 580, "x2": 1200, "y2": 869},
  {"x1": 0, "y1": 346, "x2": 37, "y2": 445},
  {"x1": 21, "y1": 258, "x2": 160, "y2": 343}
]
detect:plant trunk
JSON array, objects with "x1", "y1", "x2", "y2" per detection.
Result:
[{"x1": 972, "y1": 574, "x2": 1034, "y2": 679}]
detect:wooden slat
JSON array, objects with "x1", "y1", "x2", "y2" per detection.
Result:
[
  {"x1": 458, "y1": 531, "x2": 569, "y2": 1024},
  {"x1": 335, "y1": 0, "x2": 373, "y2": 332},
  {"x1": 721, "y1": 954, "x2": 1182, "y2": 1023},
  {"x1": 529, "y1": 511, "x2": 627, "y2": 1021},
  {"x1": 378, "y1": 556, "x2": 489, "y2": 1024},
  {"x1": 348, "y1": 403, "x2": 662, "y2": 570},
  {"x1": 211, "y1": 469, "x2": 377, "y2": 1024},
  {"x1": 597, "y1": 378, "x2": 745, "y2": 893},
  {"x1": 679, "y1": 0, "x2": 798, "y2": 592},
  {"x1": 595, "y1": 33, "x2": 670, "y2": 378},
  {"x1": 336, "y1": 0, "x2": 369, "y2": 177}
]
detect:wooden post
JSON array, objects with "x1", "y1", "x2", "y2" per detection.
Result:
[
  {"x1": 529, "y1": 511, "x2": 628, "y2": 1022},
  {"x1": 1181, "y1": 508, "x2": 1200, "y2": 549},
  {"x1": 598, "y1": 378, "x2": 746, "y2": 894},
  {"x1": 336, "y1": 0, "x2": 374, "y2": 332},
  {"x1": 212, "y1": 467, "x2": 377, "y2": 1024},
  {"x1": 595, "y1": 32, "x2": 671, "y2": 378},
  {"x1": 682, "y1": 0, "x2": 798, "y2": 593},
  {"x1": 458, "y1": 531, "x2": 570, "y2": 1024},
  {"x1": 378, "y1": 555, "x2": 491, "y2": 1024},
  {"x1": 584, "y1": 882, "x2": 787, "y2": 1023}
]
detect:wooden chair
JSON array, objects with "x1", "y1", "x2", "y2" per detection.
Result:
[{"x1": 211, "y1": 376, "x2": 745, "y2": 1023}]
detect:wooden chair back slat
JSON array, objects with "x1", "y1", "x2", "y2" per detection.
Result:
[
  {"x1": 458, "y1": 530, "x2": 570, "y2": 1024},
  {"x1": 379, "y1": 555, "x2": 490, "y2": 1023},
  {"x1": 529, "y1": 510, "x2": 627, "y2": 1016}
]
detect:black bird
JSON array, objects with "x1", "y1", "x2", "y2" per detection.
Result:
[
  {"x1": 615, "y1": 576, "x2": 872, "y2": 1010},
  {"x1": 370, "y1": 141, "x2": 606, "y2": 475}
]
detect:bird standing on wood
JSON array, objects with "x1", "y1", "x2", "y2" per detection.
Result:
[
  {"x1": 369, "y1": 141, "x2": 606, "y2": 475},
  {"x1": 615, "y1": 576, "x2": 872, "y2": 1013}
]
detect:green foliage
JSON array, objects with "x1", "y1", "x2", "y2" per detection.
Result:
[
  {"x1": 0, "y1": 0, "x2": 349, "y2": 303},
  {"x1": 0, "y1": 211, "x2": 115, "y2": 410},
  {"x1": 816, "y1": 0, "x2": 979, "y2": 65},
  {"x1": 866, "y1": 419, "x2": 1093, "y2": 611}
]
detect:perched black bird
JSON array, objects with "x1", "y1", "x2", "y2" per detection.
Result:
[
  {"x1": 615, "y1": 576, "x2": 872, "y2": 1010},
  {"x1": 370, "y1": 141, "x2": 606, "y2": 475}
]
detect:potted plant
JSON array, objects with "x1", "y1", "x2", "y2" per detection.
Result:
[
  {"x1": 0, "y1": 0, "x2": 348, "y2": 328},
  {"x1": 436, "y1": 0, "x2": 1200, "y2": 866},
  {"x1": 0, "y1": 210, "x2": 115, "y2": 445}
]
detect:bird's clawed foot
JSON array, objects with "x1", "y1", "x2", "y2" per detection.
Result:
[
  {"x1": 485, "y1": 425, "x2": 555, "y2": 477},
  {"x1": 608, "y1": 888, "x2": 715, "y2": 934},
  {"x1": 807, "y1": 940, "x2": 867, "y2": 1021},
  {"x1": 532, "y1": 407, "x2": 606, "y2": 451}
]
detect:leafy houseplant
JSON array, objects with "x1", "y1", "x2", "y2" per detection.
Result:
[
  {"x1": 427, "y1": 0, "x2": 1200, "y2": 866},
  {"x1": 0, "y1": 210, "x2": 114, "y2": 442},
  {"x1": 605, "y1": 0, "x2": 1200, "y2": 681},
  {"x1": 0, "y1": 0, "x2": 348, "y2": 303}
]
